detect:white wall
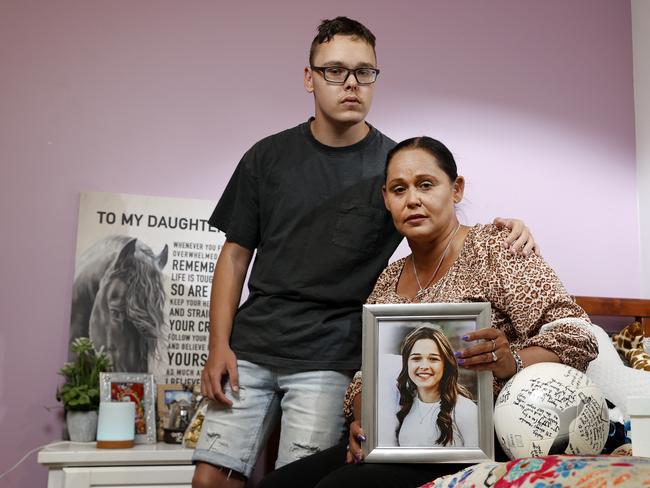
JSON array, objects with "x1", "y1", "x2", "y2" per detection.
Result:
[{"x1": 633, "y1": 0, "x2": 650, "y2": 298}]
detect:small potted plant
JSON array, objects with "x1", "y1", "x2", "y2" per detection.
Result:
[{"x1": 56, "y1": 337, "x2": 112, "y2": 441}]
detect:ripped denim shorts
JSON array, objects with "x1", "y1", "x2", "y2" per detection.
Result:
[{"x1": 192, "y1": 359, "x2": 352, "y2": 477}]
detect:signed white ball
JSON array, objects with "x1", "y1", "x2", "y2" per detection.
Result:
[{"x1": 494, "y1": 362, "x2": 609, "y2": 459}]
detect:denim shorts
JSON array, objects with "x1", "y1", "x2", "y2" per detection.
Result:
[{"x1": 192, "y1": 360, "x2": 352, "y2": 477}]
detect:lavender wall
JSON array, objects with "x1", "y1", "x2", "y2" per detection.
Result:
[{"x1": 0, "y1": 1, "x2": 638, "y2": 485}]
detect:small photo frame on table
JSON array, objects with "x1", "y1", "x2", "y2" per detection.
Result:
[
  {"x1": 100, "y1": 372, "x2": 156, "y2": 444},
  {"x1": 361, "y1": 302, "x2": 494, "y2": 463},
  {"x1": 156, "y1": 384, "x2": 197, "y2": 442}
]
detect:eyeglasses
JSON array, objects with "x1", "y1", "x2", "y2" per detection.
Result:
[{"x1": 310, "y1": 66, "x2": 380, "y2": 85}]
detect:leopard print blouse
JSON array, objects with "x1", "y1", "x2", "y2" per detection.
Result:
[{"x1": 343, "y1": 224, "x2": 598, "y2": 424}]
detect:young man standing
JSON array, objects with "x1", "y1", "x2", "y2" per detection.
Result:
[{"x1": 192, "y1": 17, "x2": 534, "y2": 488}]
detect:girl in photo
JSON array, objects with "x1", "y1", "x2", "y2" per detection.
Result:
[{"x1": 396, "y1": 326, "x2": 477, "y2": 447}]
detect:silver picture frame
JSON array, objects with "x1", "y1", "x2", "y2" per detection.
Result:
[
  {"x1": 99, "y1": 372, "x2": 156, "y2": 444},
  {"x1": 361, "y1": 302, "x2": 494, "y2": 463}
]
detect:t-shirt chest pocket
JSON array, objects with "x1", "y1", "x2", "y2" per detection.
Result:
[{"x1": 331, "y1": 204, "x2": 385, "y2": 255}]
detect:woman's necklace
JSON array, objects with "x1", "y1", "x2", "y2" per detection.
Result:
[
  {"x1": 416, "y1": 398, "x2": 438, "y2": 424},
  {"x1": 411, "y1": 223, "x2": 461, "y2": 301}
]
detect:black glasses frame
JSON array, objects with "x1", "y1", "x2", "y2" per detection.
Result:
[{"x1": 310, "y1": 66, "x2": 380, "y2": 85}]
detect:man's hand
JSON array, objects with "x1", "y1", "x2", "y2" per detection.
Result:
[
  {"x1": 200, "y1": 345, "x2": 239, "y2": 407},
  {"x1": 200, "y1": 240, "x2": 252, "y2": 407},
  {"x1": 493, "y1": 217, "x2": 540, "y2": 257}
]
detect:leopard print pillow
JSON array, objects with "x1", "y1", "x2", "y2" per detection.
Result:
[
  {"x1": 612, "y1": 321, "x2": 650, "y2": 371},
  {"x1": 612, "y1": 321, "x2": 644, "y2": 352},
  {"x1": 626, "y1": 348, "x2": 650, "y2": 371}
]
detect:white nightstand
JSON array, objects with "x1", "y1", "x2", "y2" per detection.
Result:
[{"x1": 37, "y1": 441, "x2": 194, "y2": 488}]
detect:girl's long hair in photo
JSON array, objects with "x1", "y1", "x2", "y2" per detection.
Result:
[{"x1": 395, "y1": 326, "x2": 473, "y2": 446}]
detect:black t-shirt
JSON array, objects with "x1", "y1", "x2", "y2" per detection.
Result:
[{"x1": 209, "y1": 119, "x2": 402, "y2": 370}]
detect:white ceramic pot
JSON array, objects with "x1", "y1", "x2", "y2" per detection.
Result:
[{"x1": 67, "y1": 410, "x2": 98, "y2": 442}]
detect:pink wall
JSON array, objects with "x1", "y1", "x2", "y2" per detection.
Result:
[{"x1": 0, "y1": 1, "x2": 637, "y2": 485}]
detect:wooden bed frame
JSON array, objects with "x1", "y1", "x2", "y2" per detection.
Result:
[{"x1": 574, "y1": 296, "x2": 650, "y2": 335}]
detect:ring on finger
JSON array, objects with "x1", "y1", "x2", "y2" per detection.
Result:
[
  {"x1": 490, "y1": 339, "x2": 497, "y2": 351},
  {"x1": 491, "y1": 351, "x2": 497, "y2": 362}
]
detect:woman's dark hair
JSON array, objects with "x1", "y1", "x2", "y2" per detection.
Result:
[
  {"x1": 385, "y1": 136, "x2": 458, "y2": 183},
  {"x1": 309, "y1": 17, "x2": 377, "y2": 65},
  {"x1": 395, "y1": 326, "x2": 472, "y2": 446}
]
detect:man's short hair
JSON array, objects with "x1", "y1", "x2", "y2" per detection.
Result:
[{"x1": 309, "y1": 16, "x2": 377, "y2": 65}]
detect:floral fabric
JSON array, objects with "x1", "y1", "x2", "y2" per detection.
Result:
[{"x1": 422, "y1": 450, "x2": 650, "y2": 488}]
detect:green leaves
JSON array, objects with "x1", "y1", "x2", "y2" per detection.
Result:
[
  {"x1": 56, "y1": 384, "x2": 99, "y2": 408},
  {"x1": 57, "y1": 337, "x2": 111, "y2": 411},
  {"x1": 70, "y1": 337, "x2": 94, "y2": 356}
]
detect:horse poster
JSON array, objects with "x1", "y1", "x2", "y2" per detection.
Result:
[{"x1": 69, "y1": 191, "x2": 225, "y2": 386}]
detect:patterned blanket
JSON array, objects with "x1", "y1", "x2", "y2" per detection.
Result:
[{"x1": 424, "y1": 447, "x2": 650, "y2": 487}]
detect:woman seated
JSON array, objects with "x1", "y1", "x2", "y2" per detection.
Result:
[
  {"x1": 394, "y1": 325, "x2": 477, "y2": 448},
  {"x1": 259, "y1": 136, "x2": 598, "y2": 488}
]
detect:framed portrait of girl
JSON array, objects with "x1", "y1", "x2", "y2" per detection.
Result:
[{"x1": 361, "y1": 302, "x2": 494, "y2": 463}]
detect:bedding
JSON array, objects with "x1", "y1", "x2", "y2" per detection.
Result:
[{"x1": 424, "y1": 448, "x2": 650, "y2": 488}]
